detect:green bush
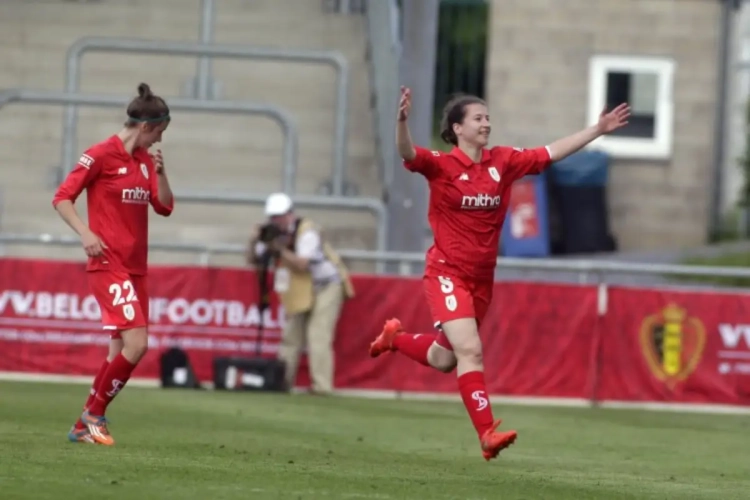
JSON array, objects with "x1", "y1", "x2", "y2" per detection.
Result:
[
  {"x1": 739, "y1": 99, "x2": 750, "y2": 210},
  {"x1": 676, "y1": 252, "x2": 750, "y2": 288}
]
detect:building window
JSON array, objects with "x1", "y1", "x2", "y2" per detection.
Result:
[{"x1": 587, "y1": 56, "x2": 676, "y2": 160}]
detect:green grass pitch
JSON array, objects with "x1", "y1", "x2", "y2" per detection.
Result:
[{"x1": 0, "y1": 380, "x2": 748, "y2": 499}]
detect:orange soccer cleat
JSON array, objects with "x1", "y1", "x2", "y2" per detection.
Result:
[
  {"x1": 67, "y1": 424, "x2": 95, "y2": 444},
  {"x1": 480, "y1": 419, "x2": 517, "y2": 461},
  {"x1": 81, "y1": 410, "x2": 115, "y2": 446},
  {"x1": 368, "y1": 318, "x2": 404, "y2": 358}
]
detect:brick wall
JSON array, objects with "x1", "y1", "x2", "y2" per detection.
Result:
[{"x1": 486, "y1": 0, "x2": 720, "y2": 250}]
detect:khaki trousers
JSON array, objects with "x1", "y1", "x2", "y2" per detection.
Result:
[{"x1": 278, "y1": 281, "x2": 344, "y2": 394}]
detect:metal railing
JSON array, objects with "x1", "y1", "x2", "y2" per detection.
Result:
[
  {"x1": 62, "y1": 36, "x2": 351, "y2": 195},
  {"x1": 0, "y1": 233, "x2": 235, "y2": 266},
  {"x1": 0, "y1": 89, "x2": 389, "y2": 271},
  {"x1": 171, "y1": 190, "x2": 389, "y2": 268},
  {"x1": 324, "y1": 0, "x2": 368, "y2": 14},
  {"x1": 3, "y1": 232, "x2": 750, "y2": 283},
  {"x1": 364, "y1": 0, "x2": 401, "y2": 189},
  {"x1": 0, "y1": 88, "x2": 299, "y2": 192},
  {"x1": 195, "y1": 0, "x2": 217, "y2": 100}
]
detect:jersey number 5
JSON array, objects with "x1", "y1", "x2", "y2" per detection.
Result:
[
  {"x1": 438, "y1": 276, "x2": 458, "y2": 312},
  {"x1": 109, "y1": 281, "x2": 137, "y2": 321}
]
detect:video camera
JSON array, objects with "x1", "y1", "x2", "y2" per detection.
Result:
[
  {"x1": 213, "y1": 219, "x2": 289, "y2": 394},
  {"x1": 258, "y1": 222, "x2": 284, "y2": 244}
]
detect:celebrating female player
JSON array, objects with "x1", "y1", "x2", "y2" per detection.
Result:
[
  {"x1": 53, "y1": 83, "x2": 174, "y2": 445},
  {"x1": 369, "y1": 87, "x2": 630, "y2": 461}
]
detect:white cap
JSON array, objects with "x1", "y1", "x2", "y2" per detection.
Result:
[{"x1": 264, "y1": 192, "x2": 293, "y2": 216}]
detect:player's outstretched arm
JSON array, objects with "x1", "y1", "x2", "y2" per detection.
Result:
[
  {"x1": 547, "y1": 103, "x2": 631, "y2": 162},
  {"x1": 396, "y1": 86, "x2": 442, "y2": 180},
  {"x1": 396, "y1": 86, "x2": 417, "y2": 161}
]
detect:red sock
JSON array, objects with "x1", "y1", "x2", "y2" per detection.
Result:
[
  {"x1": 86, "y1": 359, "x2": 110, "y2": 408},
  {"x1": 392, "y1": 333, "x2": 436, "y2": 367},
  {"x1": 87, "y1": 353, "x2": 137, "y2": 416},
  {"x1": 458, "y1": 371, "x2": 495, "y2": 438},
  {"x1": 75, "y1": 359, "x2": 110, "y2": 429}
]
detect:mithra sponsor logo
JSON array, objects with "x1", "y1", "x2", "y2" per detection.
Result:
[
  {"x1": 461, "y1": 194, "x2": 501, "y2": 210},
  {"x1": 122, "y1": 187, "x2": 150, "y2": 204}
]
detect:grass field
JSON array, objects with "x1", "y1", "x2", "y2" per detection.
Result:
[{"x1": 1, "y1": 381, "x2": 749, "y2": 500}]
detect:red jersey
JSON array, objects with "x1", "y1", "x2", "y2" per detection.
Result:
[
  {"x1": 404, "y1": 145, "x2": 551, "y2": 281},
  {"x1": 52, "y1": 135, "x2": 174, "y2": 276}
]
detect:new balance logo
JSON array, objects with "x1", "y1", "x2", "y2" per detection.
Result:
[
  {"x1": 121, "y1": 187, "x2": 150, "y2": 204},
  {"x1": 471, "y1": 390, "x2": 488, "y2": 411},
  {"x1": 459, "y1": 173, "x2": 469, "y2": 181},
  {"x1": 461, "y1": 194, "x2": 501, "y2": 210},
  {"x1": 118, "y1": 167, "x2": 127, "y2": 175}
]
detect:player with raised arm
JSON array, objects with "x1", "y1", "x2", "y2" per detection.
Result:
[
  {"x1": 53, "y1": 83, "x2": 174, "y2": 446},
  {"x1": 369, "y1": 87, "x2": 629, "y2": 461}
]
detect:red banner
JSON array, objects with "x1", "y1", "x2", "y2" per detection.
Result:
[
  {"x1": 335, "y1": 278, "x2": 598, "y2": 398},
  {"x1": 596, "y1": 286, "x2": 750, "y2": 405},
  {"x1": 1, "y1": 257, "x2": 749, "y2": 408},
  {"x1": 0, "y1": 259, "x2": 286, "y2": 384}
]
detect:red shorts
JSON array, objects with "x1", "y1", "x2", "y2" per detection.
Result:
[
  {"x1": 422, "y1": 272, "x2": 493, "y2": 329},
  {"x1": 88, "y1": 270, "x2": 149, "y2": 338},
  {"x1": 422, "y1": 273, "x2": 493, "y2": 352}
]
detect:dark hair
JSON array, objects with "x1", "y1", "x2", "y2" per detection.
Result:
[
  {"x1": 439, "y1": 94, "x2": 487, "y2": 146},
  {"x1": 125, "y1": 83, "x2": 170, "y2": 127}
]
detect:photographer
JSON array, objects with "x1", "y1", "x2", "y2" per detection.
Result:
[{"x1": 247, "y1": 193, "x2": 355, "y2": 395}]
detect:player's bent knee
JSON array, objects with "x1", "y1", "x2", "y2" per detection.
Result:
[
  {"x1": 441, "y1": 319, "x2": 481, "y2": 357},
  {"x1": 460, "y1": 349, "x2": 483, "y2": 367},
  {"x1": 427, "y1": 343, "x2": 457, "y2": 373},
  {"x1": 454, "y1": 341, "x2": 483, "y2": 365},
  {"x1": 120, "y1": 327, "x2": 149, "y2": 363},
  {"x1": 447, "y1": 333, "x2": 483, "y2": 369}
]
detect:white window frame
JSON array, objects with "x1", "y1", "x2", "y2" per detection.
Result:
[{"x1": 586, "y1": 55, "x2": 676, "y2": 160}]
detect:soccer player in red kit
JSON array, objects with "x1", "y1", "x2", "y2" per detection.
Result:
[
  {"x1": 369, "y1": 88, "x2": 630, "y2": 461},
  {"x1": 53, "y1": 83, "x2": 174, "y2": 446}
]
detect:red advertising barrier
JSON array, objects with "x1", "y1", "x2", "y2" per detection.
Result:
[
  {"x1": 597, "y1": 287, "x2": 750, "y2": 405},
  {"x1": 0, "y1": 259, "x2": 278, "y2": 381},
  {"x1": 1, "y1": 257, "x2": 749, "y2": 407},
  {"x1": 337, "y1": 278, "x2": 598, "y2": 398}
]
